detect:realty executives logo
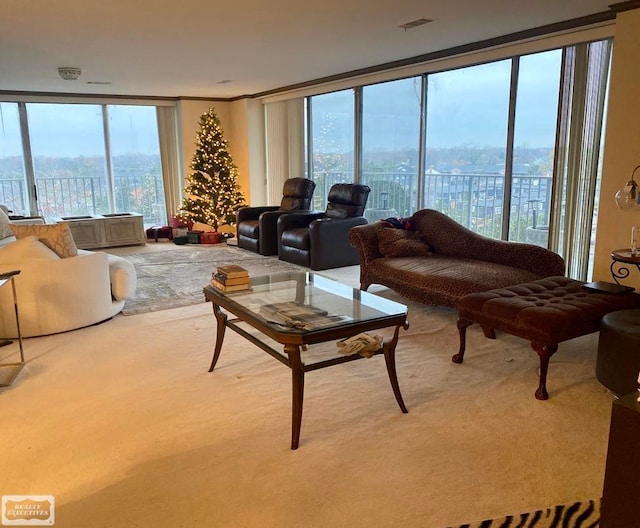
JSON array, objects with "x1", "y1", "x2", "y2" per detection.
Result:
[{"x1": 1, "y1": 496, "x2": 54, "y2": 526}]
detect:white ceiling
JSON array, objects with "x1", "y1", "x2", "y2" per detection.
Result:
[{"x1": 0, "y1": 0, "x2": 615, "y2": 99}]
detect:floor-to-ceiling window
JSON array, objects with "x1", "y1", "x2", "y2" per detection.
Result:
[
  {"x1": 108, "y1": 105, "x2": 165, "y2": 224},
  {"x1": 509, "y1": 50, "x2": 562, "y2": 244},
  {"x1": 0, "y1": 101, "x2": 167, "y2": 225},
  {"x1": 423, "y1": 60, "x2": 512, "y2": 238},
  {"x1": 27, "y1": 103, "x2": 109, "y2": 218},
  {"x1": 361, "y1": 77, "x2": 422, "y2": 217},
  {"x1": 308, "y1": 89, "x2": 355, "y2": 210},
  {"x1": 303, "y1": 38, "x2": 611, "y2": 280}
]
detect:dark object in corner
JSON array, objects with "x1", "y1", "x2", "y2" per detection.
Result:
[
  {"x1": 582, "y1": 281, "x2": 635, "y2": 294},
  {"x1": 381, "y1": 217, "x2": 413, "y2": 230}
]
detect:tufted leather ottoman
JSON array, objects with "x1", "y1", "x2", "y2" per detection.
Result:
[{"x1": 454, "y1": 276, "x2": 640, "y2": 400}]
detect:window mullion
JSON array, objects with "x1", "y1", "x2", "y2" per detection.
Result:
[
  {"x1": 502, "y1": 57, "x2": 519, "y2": 240},
  {"x1": 17, "y1": 102, "x2": 37, "y2": 215},
  {"x1": 305, "y1": 97, "x2": 313, "y2": 181},
  {"x1": 354, "y1": 87, "x2": 362, "y2": 183},
  {"x1": 416, "y1": 74, "x2": 427, "y2": 210},
  {"x1": 102, "y1": 105, "x2": 115, "y2": 212}
]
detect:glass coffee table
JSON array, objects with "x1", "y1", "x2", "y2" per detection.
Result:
[{"x1": 203, "y1": 271, "x2": 409, "y2": 449}]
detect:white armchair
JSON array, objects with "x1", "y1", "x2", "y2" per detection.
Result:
[{"x1": 0, "y1": 238, "x2": 136, "y2": 338}]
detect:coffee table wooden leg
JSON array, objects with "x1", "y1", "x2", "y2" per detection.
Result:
[
  {"x1": 208, "y1": 303, "x2": 227, "y2": 372},
  {"x1": 383, "y1": 324, "x2": 408, "y2": 414},
  {"x1": 286, "y1": 344, "x2": 305, "y2": 450}
]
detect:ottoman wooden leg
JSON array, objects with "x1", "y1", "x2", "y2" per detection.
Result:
[
  {"x1": 480, "y1": 325, "x2": 496, "y2": 339},
  {"x1": 452, "y1": 318, "x2": 473, "y2": 364},
  {"x1": 531, "y1": 342, "x2": 558, "y2": 400}
]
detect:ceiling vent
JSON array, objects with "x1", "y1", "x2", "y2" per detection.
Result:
[{"x1": 398, "y1": 18, "x2": 433, "y2": 30}]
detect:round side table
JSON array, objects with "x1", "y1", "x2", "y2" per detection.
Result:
[{"x1": 610, "y1": 248, "x2": 640, "y2": 285}]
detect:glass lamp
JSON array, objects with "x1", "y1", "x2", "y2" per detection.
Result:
[{"x1": 615, "y1": 165, "x2": 640, "y2": 211}]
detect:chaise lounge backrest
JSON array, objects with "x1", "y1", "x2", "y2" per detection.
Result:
[{"x1": 411, "y1": 209, "x2": 565, "y2": 277}]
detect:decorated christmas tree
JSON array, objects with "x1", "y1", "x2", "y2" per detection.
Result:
[{"x1": 178, "y1": 108, "x2": 246, "y2": 232}]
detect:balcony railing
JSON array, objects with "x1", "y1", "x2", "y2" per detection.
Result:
[
  {"x1": 1, "y1": 170, "x2": 551, "y2": 245},
  {"x1": 313, "y1": 170, "x2": 552, "y2": 243},
  {"x1": 0, "y1": 173, "x2": 166, "y2": 226}
]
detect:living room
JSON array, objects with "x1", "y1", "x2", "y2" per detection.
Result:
[{"x1": 2, "y1": 2, "x2": 640, "y2": 527}]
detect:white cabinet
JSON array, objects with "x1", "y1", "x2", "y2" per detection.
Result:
[{"x1": 60, "y1": 213, "x2": 146, "y2": 249}]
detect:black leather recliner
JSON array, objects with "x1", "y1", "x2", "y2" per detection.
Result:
[
  {"x1": 277, "y1": 183, "x2": 371, "y2": 270},
  {"x1": 236, "y1": 177, "x2": 316, "y2": 255}
]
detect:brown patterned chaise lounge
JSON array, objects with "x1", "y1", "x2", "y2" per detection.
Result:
[
  {"x1": 349, "y1": 209, "x2": 565, "y2": 307},
  {"x1": 454, "y1": 277, "x2": 640, "y2": 400}
]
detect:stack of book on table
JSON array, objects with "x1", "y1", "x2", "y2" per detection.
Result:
[{"x1": 211, "y1": 264, "x2": 250, "y2": 292}]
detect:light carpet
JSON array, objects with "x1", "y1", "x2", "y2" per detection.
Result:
[
  {"x1": 108, "y1": 243, "x2": 306, "y2": 315},
  {"x1": 0, "y1": 266, "x2": 613, "y2": 528}
]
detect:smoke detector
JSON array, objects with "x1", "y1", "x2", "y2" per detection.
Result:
[{"x1": 58, "y1": 67, "x2": 82, "y2": 81}]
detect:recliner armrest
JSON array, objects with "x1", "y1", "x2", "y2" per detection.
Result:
[
  {"x1": 308, "y1": 216, "x2": 368, "y2": 270},
  {"x1": 309, "y1": 216, "x2": 367, "y2": 233},
  {"x1": 258, "y1": 209, "x2": 307, "y2": 256},
  {"x1": 277, "y1": 211, "x2": 326, "y2": 232},
  {"x1": 237, "y1": 206, "x2": 280, "y2": 223}
]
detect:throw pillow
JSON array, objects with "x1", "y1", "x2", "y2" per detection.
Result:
[
  {"x1": 9, "y1": 222, "x2": 78, "y2": 258},
  {"x1": 0, "y1": 208, "x2": 13, "y2": 240},
  {"x1": 377, "y1": 227, "x2": 433, "y2": 258},
  {"x1": 0, "y1": 235, "x2": 60, "y2": 263}
]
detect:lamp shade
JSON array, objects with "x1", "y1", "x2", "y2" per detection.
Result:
[
  {"x1": 615, "y1": 165, "x2": 640, "y2": 211},
  {"x1": 615, "y1": 179, "x2": 639, "y2": 210}
]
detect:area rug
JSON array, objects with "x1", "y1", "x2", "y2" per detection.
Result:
[
  {"x1": 116, "y1": 245, "x2": 306, "y2": 315},
  {"x1": 445, "y1": 499, "x2": 600, "y2": 527}
]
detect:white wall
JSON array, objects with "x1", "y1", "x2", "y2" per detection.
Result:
[{"x1": 594, "y1": 7, "x2": 640, "y2": 290}]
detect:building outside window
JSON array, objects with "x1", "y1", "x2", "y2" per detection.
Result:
[
  {"x1": 0, "y1": 101, "x2": 167, "y2": 226},
  {"x1": 307, "y1": 89, "x2": 355, "y2": 211},
  {"x1": 304, "y1": 39, "x2": 610, "y2": 280},
  {"x1": 361, "y1": 77, "x2": 422, "y2": 220}
]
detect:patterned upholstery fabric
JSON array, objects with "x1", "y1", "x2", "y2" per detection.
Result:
[
  {"x1": 377, "y1": 227, "x2": 432, "y2": 258},
  {"x1": 10, "y1": 222, "x2": 78, "y2": 258},
  {"x1": 349, "y1": 209, "x2": 566, "y2": 307}
]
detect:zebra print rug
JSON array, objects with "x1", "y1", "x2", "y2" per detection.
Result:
[{"x1": 446, "y1": 499, "x2": 600, "y2": 528}]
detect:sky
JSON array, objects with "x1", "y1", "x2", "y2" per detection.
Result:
[
  {"x1": 1, "y1": 48, "x2": 563, "y2": 159},
  {"x1": 0, "y1": 103, "x2": 160, "y2": 158},
  {"x1": 313, "y1": 48, "x2": 563, "y2": 152}
]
